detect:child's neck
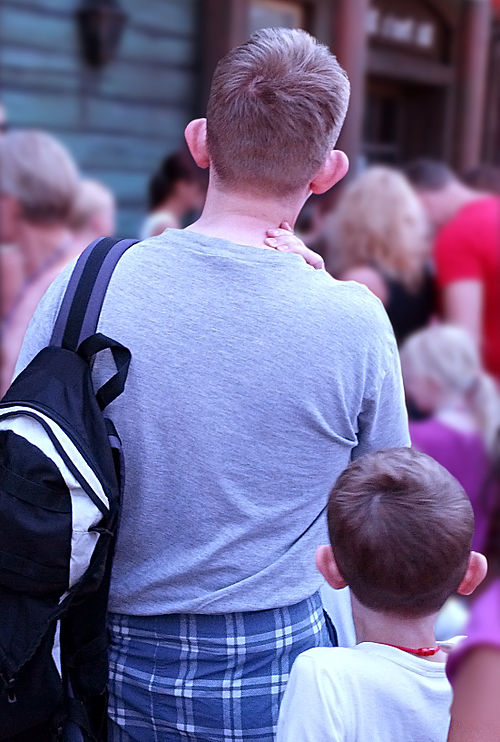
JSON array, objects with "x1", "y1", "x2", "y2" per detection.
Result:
[{"x1": 351, "y1": 596, "x2": 446, "y2": 662}]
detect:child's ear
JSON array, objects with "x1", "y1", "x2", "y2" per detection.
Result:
[
  {"x1": 316, "y1": 545, "x2": 347, "y2": 589},
  {"x1": 457, "y1": 551, "x2": 488, "y2": 596},
  {"x1": 184, "y1": 118, "x2": 210, "y2": 169},
  {"x1": 310, "y1": 150, "x2": 349, "y2": 195}
]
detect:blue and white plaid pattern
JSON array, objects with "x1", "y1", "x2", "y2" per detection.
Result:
[{"x1": 108, "y1": 592, "x2": 330, "y2": 741}]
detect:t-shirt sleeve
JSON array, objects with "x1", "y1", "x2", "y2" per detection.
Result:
[
  {"x1": 353, "y1": 321, "x2": 410, "y2": 460},
  {"x1": 435, "y1": 218, "x2": 482, "y2": 285},
  {"x1": 14, "y1": 261, "x2": 75, "y2": 380},
  {"x1": 277, "y1": 654, "x2": 344, "y2": 742}
]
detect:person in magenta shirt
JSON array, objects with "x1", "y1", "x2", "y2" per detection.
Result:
[
  {"x1": 400, "y1": 324, "x2": 500, "y2": 552},
  {"x1": 405, "y1": 159, "x2": 500, "y2": 381},
  {"x1": 446, "y1": 534, "x2": 500, "y2": 741}
]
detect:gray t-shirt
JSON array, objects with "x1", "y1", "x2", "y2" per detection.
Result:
[{"x1": 16, "y1": 229, "x2": 409, "y2": 615}]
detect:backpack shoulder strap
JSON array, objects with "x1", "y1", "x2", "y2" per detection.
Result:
[{"x1": 51, "y1": 237, "x2": 138, "y2": 350}]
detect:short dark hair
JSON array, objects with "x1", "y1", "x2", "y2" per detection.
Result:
[
  {"x1": 404, "y1": 159, "x2": 456, "y2": 191},
  {"x1": 206, "y1": 27, "x2": 350, "y2": 196},
  {"x1": 328, "y1": 448, "x2": 474, "y2": 617},
  {"x1": 463, "y1": 164, "x2": 500, "y2": 194},
  {"x1": 148, "y1": 151, "x2": 205, "y2": 210}
]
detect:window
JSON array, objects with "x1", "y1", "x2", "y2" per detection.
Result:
[{"x1": 249, "y1": 0, "x2": 306, "y2": 34}]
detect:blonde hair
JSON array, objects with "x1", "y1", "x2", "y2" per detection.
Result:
[
  {"x1": 69, "y1": 179, "x2": 115, "y2": 232},
  {"x1": 401, "y1": 324, "x2": 500, "y2": 451},
  {"x1": 207, "y1": 27, "x2": 350, "y2": 196},
  {"x1": 0, "y1": 130, "x2": 79, "y2": 224},
  {"x1": 331, "y1": 166, "x2": 429, "y2": 288}
]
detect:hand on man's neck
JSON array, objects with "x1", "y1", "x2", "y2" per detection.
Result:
[
  {"x1": 185, "y1": 178, "x2": 308, "y2": 249},
  {"x1": 351, "y1": 595, "x2": 447, "y2": 662}
]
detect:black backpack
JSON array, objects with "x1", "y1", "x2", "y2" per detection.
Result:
[{"x1": 0, "y1": 237, "x2": 137, "y2": 741}]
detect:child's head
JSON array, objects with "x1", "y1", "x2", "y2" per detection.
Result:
[
  {"x1": 186, "y1": 28, "x2": 350, "y2": 198},
  {"x1": 401, "y1": 324, "x2": 500, "y2": 450},
  {"x1": 317, "y1": 448, "x2": 485, "y2": 618}
]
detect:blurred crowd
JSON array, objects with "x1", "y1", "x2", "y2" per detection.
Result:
[{"x1": 1, "y1": 105, "x2": 499, "y2": 711}]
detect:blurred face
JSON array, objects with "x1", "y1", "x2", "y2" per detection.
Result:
[
  {"x1": 416, "y1": 189, "x2": 453, "y2": 235},
  {"x1": 402, "y1": 366, "x2": 441, "y2": 415}
]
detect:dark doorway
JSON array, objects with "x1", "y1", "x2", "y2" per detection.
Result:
[{"x1": 363, "y1": 76, "x2": 451, "y2": 165}]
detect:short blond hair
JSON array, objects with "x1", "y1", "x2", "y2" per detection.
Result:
[
  {"x1": 207, "y1": 28, "x2": 350, "y2": 196},
  {"x1": 331, "y1": 166, "x2": 429, "y2": 287},
  {"x1": 0, "y1": 130, "x2": 79, "y2": 224}
]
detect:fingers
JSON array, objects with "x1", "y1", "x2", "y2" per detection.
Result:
[
  {"x1": 264, "y1": 229, "x2": 325, "y2": 271},
  {"x1": 266, "y1": 217, "x2": 327, "y2": 271},
  {"x1": 264, "y1": 232, "x2": 300, "y2": 250},
  {"x1": 303, "y1": 248, "x2": 325, "y2": 270},
  {"x1": 266, "y1": 228, "x2": 294, "y2": 239},
  {"x1": 265, "y1": 228, "x2": 298, "y2": 250}
]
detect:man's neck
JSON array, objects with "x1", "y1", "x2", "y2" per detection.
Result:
[
  {"x1": 448, "y1": 182, "x2": 489, "y2": 221},
  {"x1": 18, "y1": 222, "x2": 73, "y2": 277},
  {"x1": 352, "y1": 595, "x2": 445, "y2": 662},
  {"x1": 185, "y1": 182, "x2": 307, "y2": 248}
]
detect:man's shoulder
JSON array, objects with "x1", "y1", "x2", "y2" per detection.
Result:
[
  {"x1": 438, "y1": 196, "x2": 498, "y2": 246},
  {"x1": 314, "y1": 272, "x2": 388, "y2": 319},
  {"x1": 318, "y1": 276, "x2": 396, "y2": 353}
]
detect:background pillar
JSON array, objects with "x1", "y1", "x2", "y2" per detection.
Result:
[
  {"x1": 456, "y1": 0, "x2": 491, "y2": 171},
  {"x1": 333, "y1": 0, "x2": 370, "y2": 179}
]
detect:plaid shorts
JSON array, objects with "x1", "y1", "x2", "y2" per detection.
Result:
[{"x1": 108, "y1": 592, "x2": 331, "y2": 741}]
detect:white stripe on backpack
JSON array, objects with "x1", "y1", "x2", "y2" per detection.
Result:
[{"x1": 0, "y1": 406, "x2": 107, "y2": 587}]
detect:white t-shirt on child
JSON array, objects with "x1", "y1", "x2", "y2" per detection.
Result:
[{"x1": 277, "y1": 641, "x2": 458, "y2": 742}]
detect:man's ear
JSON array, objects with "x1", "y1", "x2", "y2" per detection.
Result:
[
  {"x1": 310, "y1": 150, "x2": 349, "y2": 195},
  {"x1": 316, "y1": 545, "x2": 347, "y2": 589},
  {"x1": 457, "y1": 551, "x2": 488, "y2": 596},
  {"x1": 184, "y1": 118, "x2": 210, "y2": 169}
]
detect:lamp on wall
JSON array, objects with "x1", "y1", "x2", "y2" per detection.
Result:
[{"x1": 76, "y1": 0, "x2": 128, "y2": 67}]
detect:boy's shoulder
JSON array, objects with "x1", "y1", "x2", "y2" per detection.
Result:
[
  {"x1": 292, "y1": 645, "x2": 381, "y2": 684},
  {"x1": 294, "y1": 643, "x2": 450, "y2": 683},
  {"x1": 281, "y1": 645, "x2": 453, "y2": 742}
]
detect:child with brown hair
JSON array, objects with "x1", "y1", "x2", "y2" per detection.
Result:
[{"x1": 277, "y1": 448, "x2": 487, "y2": 742}]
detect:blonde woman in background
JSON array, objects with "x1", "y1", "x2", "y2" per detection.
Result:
[
  {"x1": 401, "y1": 324, "x2": 500, "y2": 553},
  {"x1": 328, "y1": 166, "x2": 434, "y2": 343}
]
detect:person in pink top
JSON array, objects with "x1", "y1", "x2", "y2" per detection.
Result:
[
  {"x1": 400, "y1": 324, "x2": 500, "y2": 553},
  {"x1": 446, "y1": 579, "x2": 500, "y2": 742},
  {"x1": 446, "y1": 501, "x2": 500, "y2": 742}
]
